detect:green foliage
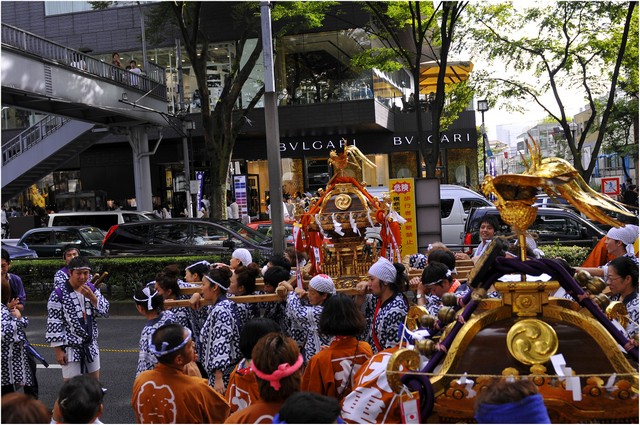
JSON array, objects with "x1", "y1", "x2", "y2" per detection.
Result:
[
  {"x1": 88, "y1": 1, "x2": 112, "y2": 10},
  {"x1": 271, "y1": 1, "x2": 338, "y2": 31},
  {"x1": 351, "y1": 48, "x2": 404, "y2": 72},
  {"x1": 542, "y1": 245, "x2": 590, "y2": 267},
  {"x1": 440, "y1": 80, "x2": 474, "y2": 130},
  {"x1": 357, "y1": 1, "x2": 470, "y2": 178},
  {"x1": 463, "y1": 1, "x2": 637, "y2": 179},
  {"x1": 9, "y1": 255, "x2": 226, "y2": 301}
]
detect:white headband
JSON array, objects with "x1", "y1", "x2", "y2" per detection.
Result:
[
  {"x1": 149, "y1": 328, "x2": 192, "y2": 357},
  {"x1": 133, "y1": 286, "x2": 158, "y2": 310}
]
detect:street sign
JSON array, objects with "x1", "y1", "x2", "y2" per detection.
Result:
[{"x1": 601, "y1": 177, "x2": 620, "y2": 196}]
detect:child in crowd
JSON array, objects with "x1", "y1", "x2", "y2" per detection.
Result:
[
  {"x1": 224, "y1": 332, "x2": 303, "y2": 424},
  {"x1": 133, "y1": 286, "x2": 176, "y2": 376},
  {"x1": 225, "y1": 318, "x2": 281, "y2": 414},
  {"x1": 52, "y1": 375, "x2": 106, "y2": 424}
]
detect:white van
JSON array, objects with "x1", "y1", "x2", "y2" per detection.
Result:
[
  {"x1": 439, "y1": 185, "x2": 493, "y2": 248},
  {"x1": 365, "y1": 184, "x2": 492, "y2": 249},
  {"x1": 47, "y1": 211, "x2": 157, "y2": 232}
]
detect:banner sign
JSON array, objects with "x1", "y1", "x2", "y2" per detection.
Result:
[{"x1": 389, "y1": 178, "x2": 418, "y2": 256}]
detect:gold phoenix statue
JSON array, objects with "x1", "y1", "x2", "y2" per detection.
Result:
[
  {"x1": 328, "y1": 144, "x2": 376, "y2": 178},
  {"x1": 482, "y1": 135, "x2": 633, "y2": 259}
]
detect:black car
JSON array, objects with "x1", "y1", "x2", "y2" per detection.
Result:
[
  {"x1": 462, "y1": 206, "x2": 605, "y2": 251},
  {"x1": 101, "y1": 219, "x2": 273, "y2": 263},
  {"x1": 17, "y1": 226, "x2": 105, "y2": 258},
  {"x1": 1, "y1": 242, "x2": 38, "y2": 259}
]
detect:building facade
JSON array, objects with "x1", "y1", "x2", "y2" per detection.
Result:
[{"x1": 1, "y1": 1, "x2": 479, "y2": 217}]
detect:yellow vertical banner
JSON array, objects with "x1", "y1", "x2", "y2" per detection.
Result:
[{"x1": 389, "y1": 178, "x2": 418, "y2": 256}]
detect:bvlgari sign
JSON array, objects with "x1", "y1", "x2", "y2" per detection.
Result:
[{"x1": 278, "y1": 129, "x2": 476, "y2": 157}]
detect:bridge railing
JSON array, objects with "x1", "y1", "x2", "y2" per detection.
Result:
[
  {"x1": 2, "y1": 115, "x2": 69, "y2": 166},
  {"x1": 1, "y1": 23, "x2": 167, "y2": 100}
]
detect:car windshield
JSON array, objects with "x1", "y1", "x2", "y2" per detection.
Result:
[
  {"x1": 219, "y1": 220, "x2": 270, "y2": 244},
  {"x1": 81, "y1": 227, "x2": 106, "y2": 244}
]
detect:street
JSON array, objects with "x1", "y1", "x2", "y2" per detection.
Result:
[{"x1": 24, "y1": 315, "x2": 146, "y2": 424}]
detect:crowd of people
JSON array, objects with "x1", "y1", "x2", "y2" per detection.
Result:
[{"x1": 1, "y1": 213, "x2": 638, "y2": 423}]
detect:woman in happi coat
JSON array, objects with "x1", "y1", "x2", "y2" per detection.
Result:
[
  {"x1": 228, "y1": 263, "x2": 261, "y2": 331},
  {"x1": 279, "y1": 274, "x2": 335, "y2": 363},
  {"x1": 199, "y1": 266, "x2": 242, "y2": 393},
  {"x1": 1, "y1": 279, "x2": 33, "y2": 395},
  {"x1": 355, "y1": 257, "x2": 409, "y2": 353}
]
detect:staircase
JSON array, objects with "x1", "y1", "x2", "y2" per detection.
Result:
[{"x1": 2, "y1": 116, "x2": 106, "y2": 199}]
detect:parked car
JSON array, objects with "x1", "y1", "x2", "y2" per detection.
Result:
[
  {"x1": 1, "y1": 241, "x2": 38, "y2": 259},
  {"x1": 440, "y1": 185, "x2": 493, "y2": 249},
  {"x1": 534, "y1": 194, "x2": 614, "y2": 232},
  {"x1": 101, "y1": 219, "x2": 273, "y2": 263},
  {"x1": 247, "y1": 220, "x2": 295, "y2": 243},
  {"x1": 47, "y1": 210, "x2": 156, "y2": 232},
  {"x1": 16, "y1": 226, "x2": 105, "y2": 258},
  {"x1": 462, "y1": 206, "x2": 605, "y2": 251}
]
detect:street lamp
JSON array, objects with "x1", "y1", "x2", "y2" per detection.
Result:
[{"x1": 477, "y1": 99, "x2": 489, "y2": 177}]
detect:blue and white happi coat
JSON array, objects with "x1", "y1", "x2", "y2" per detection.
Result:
[
  {"x1": 53, "y1": 267, "x2": 70, "y2": 287},
  {"x1": 285, "y1": 291, "x2": 331, "y2": 363},
  {"x1": 200, "y1": 297, "x2": 241, "y2": 388},
  {"x1": 45, "y1": 281, "x2": 110, "y2": 364},
  {"x1": 229, "y1": 297, "x2": 258, "y2": 334},
  {"x1": 1, "y1": 304, "x2": 33, "y2": 387},
  {"x1": 136, "y1": 310, "x2": 176, "y2": 376},
  {"x1": 361, "y1": 293, "x2": 408, "y2": 353}
]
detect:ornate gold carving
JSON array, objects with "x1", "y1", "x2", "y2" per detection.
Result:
[
  {"x1": 406, "y1": 305, "x2": 429, "y2": 330},
  {"x1": 506, "y1": 319, "x2": 558, "y2": 365},
  {"x1": 542, "y1": 305, "x2": 639, "y2": 382},
  {"x1": 606, "y1": 301, "x2": 629, "y2": 329},
  {"x1": 495, "y1": 280, "x2": 558, "y2": 317},
  {"x1": 334, "y1": 193, "x2": 352, "y2": 210},
  {"x1": 386, "y1": 349, "x2": 421, "y2": 394}
]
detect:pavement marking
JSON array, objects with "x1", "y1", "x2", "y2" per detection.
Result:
[
  {"x1": 37, "y1": 364, "x2": 61, "y2": 369},
  {"x1": 30, "y1": 343, "x2": 138, "y2": 353}
]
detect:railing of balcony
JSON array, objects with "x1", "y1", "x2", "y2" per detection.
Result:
[
  {"x1": 1, "y1": 23, "x2": 167, "y2": 100},
  {"x1": 2, "y1": 115, "x2": 69, "y2": 165}
]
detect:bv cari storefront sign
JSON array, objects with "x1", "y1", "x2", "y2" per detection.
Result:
[{"x1": 276, "y1": 130, "x2": 476, "y2": 158}]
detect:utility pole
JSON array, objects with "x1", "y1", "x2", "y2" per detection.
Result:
[
  {"x1": 261, "y1": 1, "x2": 285, "y2": 254},
  {"x1": 478, "y1": 99, "x2": 489, "y2": 178},
  {"x1": 176, "y1": 38, "x2": 192, "y2": 218}
]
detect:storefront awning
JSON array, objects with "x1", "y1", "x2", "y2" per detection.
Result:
[{"x1": 419, "y1": 60, "x2": 473, "y2": 94}]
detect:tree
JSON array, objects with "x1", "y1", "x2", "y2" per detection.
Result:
[
  {"x1": 146, "y1": 1, "x2": 334, "y2": 219},
  {"x1": 463, "y1": 1, "x2": 637, "y2": 181},
  {"x1": 353, "y1": 1, "x2": 471, "y2": 179}
]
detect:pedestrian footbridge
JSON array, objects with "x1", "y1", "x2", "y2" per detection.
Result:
[{"x1": 1, "y1": 23, "x2": 171, "y2": 201}]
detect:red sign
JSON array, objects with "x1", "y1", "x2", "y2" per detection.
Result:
[{"x1": 601, "y1": 177, "x2": 621, "y2": 195}]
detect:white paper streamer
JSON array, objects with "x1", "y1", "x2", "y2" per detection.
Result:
[
  {"x1": 349, "y1": 212, "x2": 360, "y2": 235},
  {"x1": 314, "y1": 214, "x2": 329, "y2": 239},
  {"x1": 332, "y1": 213, "x2": 344, "y2": 236},
  {"x1": 367, "y1": 210, "x2": 374, "y2": 227},
  {"x1": 390, "y1": 208, "x2": 407, "y2": 225}
]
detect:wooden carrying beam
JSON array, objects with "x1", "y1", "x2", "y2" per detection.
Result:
[
  {"x1": 178, "y1": 268, "x2": 469, "y2": 296},
  {"x1": 164, "y1": 286, "x2": 365, "y2": 308}
]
